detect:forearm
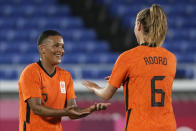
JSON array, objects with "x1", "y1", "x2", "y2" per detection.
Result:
[
  {"x1": 94, "y1": 87, "x2": 111, "y2": 100},
  {"x1": 31, "y1": 104, "x2": 67, "y2": 117}
]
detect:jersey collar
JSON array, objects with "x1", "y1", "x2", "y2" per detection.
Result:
[
  {"x1": 140, "y1": 43, "x2": 157, "y2": 47},
  {"x1": 37, "y1": 60, "x2": 56, "y2": 78}
]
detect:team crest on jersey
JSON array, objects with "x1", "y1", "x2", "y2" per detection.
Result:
[{"x1": 60, "y1": 81, "x2": 66, "y2": 94}]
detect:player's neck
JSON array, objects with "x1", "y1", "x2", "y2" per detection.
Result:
[
  {"x1": 40, "y1": 59, "x2": 56, "y2": 75},
  {"x1": 138, "y1": 36, "x2": 145, "y2": 45},
  {"x1": 139, "y1": 40, "x2": 145, "y2": 45}
]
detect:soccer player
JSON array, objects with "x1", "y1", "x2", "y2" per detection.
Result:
[
  {"x1": 18, "y1": 30, "x2": 110, "y2": 131},
  {"x1": 83, "y1": 4, "x2": 177, "y2": 131}
]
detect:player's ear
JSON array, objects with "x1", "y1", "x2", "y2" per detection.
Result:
[
  {"x1": 137, "y1": 21, "x2": 142, "y2": 31},
  {"x1": 39, "y1": 45, "x2": 46, "y2": 54}
]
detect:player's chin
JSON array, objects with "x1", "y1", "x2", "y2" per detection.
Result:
[{"x1": 54, "y1": 59, "x2": 62, "y2": 65}]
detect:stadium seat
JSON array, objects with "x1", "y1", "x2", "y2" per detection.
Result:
[
  {"x1": 82, "y1": 69, "x2": 111, "y2": 79},
  {"x1": 0, "y1": 69, "x2": 18, "y2": 80},
  {"x1": 176, "y1": 68, "x2": 195, "y2": 79}
]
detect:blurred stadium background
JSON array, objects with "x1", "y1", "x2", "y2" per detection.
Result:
[{"x1": 0, "y1": 0, "x2": 196, "y2": 130}]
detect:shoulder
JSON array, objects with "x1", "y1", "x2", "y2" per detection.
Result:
[
  {"x1": 160, "y1": 47, "x2": 177, "y2": 61},
  {"x1": 19, "y1": 63, "x2": 40, "y2": 80},
  {"x1": 56, "y1": 66, "x2": 72, "y2": 78},
  {"x1": 21, "y1": 63, "x2": 40, "y2": 75},
  {"x1": 118, "y1": 46, "x2": 142, "y2": 59},
  {"x1": 123, "y1": 46, "x2": 147, "y2": 55}
]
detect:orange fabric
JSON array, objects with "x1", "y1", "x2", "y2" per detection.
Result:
[
  {"x1": 18, "y1": 62, "x2": 76, "y2": 131},
  {"x1": 109, "y1": 46, "x2": 177, "y2": 131}
]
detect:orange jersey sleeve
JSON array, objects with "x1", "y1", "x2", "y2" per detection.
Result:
[
  {"x1": 19, "y1": 65, "x2": 42, "y2": 101},
  {"x1": 108, "y1": 52, "x2": 130, "y2": 88}
]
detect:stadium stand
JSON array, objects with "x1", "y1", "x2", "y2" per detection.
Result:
[
  {"x1": 0, "y1": 0, "x2": 195, "y2": 80},
  {"x1": 0, "y1": 0, "x2": 121, "y2": 80},
  {"x1": 61, "y1": 0, "x2": 138, "y2": 52}
]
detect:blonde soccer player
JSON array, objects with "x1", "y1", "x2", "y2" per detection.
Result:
[{"x1": 83, "y1": 4, "x2": 177, "y2": 131}]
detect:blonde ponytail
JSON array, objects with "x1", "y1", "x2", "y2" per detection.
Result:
[{"x1": 137, "y1": 4, "x2": 168, "y2": 46}]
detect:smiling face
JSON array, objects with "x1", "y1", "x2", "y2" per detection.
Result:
[{"x1": 39, "y1": 35, "x2": 64, "y2": 65}]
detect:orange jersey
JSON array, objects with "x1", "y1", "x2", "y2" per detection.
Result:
[
  {"x1": 109, "y1": 45, "x2": 177, "y2": 131},
  {"x1": 18, "y1": 61, "x2": 76, "y2": 131}
]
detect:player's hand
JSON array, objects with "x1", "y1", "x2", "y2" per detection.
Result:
[
  {"x1": 90, "y1": 103, "x2": 111, "y2": 112},
  {"x1": 105, "y1": 76, "x2": 110, "y2": 80},
  {"x1": 82, "y1": 80, "x2": 101, "y2": 92},
  {"x1": 64, "y1": 105, "x2": 90, "y2": 117}
]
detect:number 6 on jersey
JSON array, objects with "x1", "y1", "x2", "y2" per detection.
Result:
[{"x1": 151, "y1": 76, "x2": 165, "y2": 107}]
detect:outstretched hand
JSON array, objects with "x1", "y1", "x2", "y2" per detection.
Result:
[
  {"x1": 64, "y1": 105, "x2": 90, "y2": 117},
  {"x1": 90, "y1": 103, "x2": 111, "y2": 112},
  {"x1": 64, "y1": 103, "x2": 111, "y2": 119},
  {"x1": 82, "y1": 80, "x2": 101, "y2": 92},
  {"x1": 82, "y1": 79, "x2": 117, "y2": 100}
]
